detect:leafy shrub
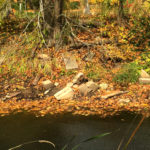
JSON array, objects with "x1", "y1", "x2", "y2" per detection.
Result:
[
  {"x1": 70, "y1": 1, "x2": 80, "y2": 9},
  {"x1": 113, "y1": 63, "x2": 140, "y2": 85}
]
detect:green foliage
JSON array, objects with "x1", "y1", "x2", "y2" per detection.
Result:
[
  {"x1": 85, "y1": 63, "x2": 106, "y2": 81},
  {"x1": 127, "y1": 17, "x2": 150, "y2": 51},
  {"x1": 138, "y1": 52, "x2": 150, "y2": 73},
  {"x1": 113, "y1": 63, "x2": 140, "y2": 84},
  {"x1": 70, "y1": 1, "x2": 80, "y2": 9}
]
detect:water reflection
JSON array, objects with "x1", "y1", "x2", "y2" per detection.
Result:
[{"x1": 0, "y1": 112, "x2": 150, "y2": 150}]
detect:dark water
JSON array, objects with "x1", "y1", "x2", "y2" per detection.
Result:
[{"x1": 0, "y1": 112, "x2": 150, "y2": 150}]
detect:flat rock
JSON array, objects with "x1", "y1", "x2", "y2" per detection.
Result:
[
  {"x1": 54, "y1": 87, "x2": 74, "y2": 100},
  {"x1": 62, "y1": 52, "x2": 78, "y2": 70},
  {"x1": 140, "y1": 70, "x2": 150, "y2": 78},
  {"x1": 42, "y1": 80, "x2": 54, "y2": 90},
  {"x1": 139, "y1": 78, "x2": 150, "y2": 84}
]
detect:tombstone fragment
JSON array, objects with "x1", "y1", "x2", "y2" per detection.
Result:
[
  {"x1": 139, "y1": 78, "x2": 150, "y2": 84},
  {"x1": 73, "y1": 72, "x2": 84, "y2": 85},
  {"x1": 42, "y1": 80, "x2": 54, "y2": 90},
  {"x1": 62, "y1": 52, "x2": 78, "y2": 70},
  {"x1": 54, "y1": 87, "x2": 74, "y2": 100},
  {"x1": 140, "y1": 70, "x2": 150, "y2": 78},
  {"x1": 78, "y1": 81, "x2": 99, "y2": 96}
]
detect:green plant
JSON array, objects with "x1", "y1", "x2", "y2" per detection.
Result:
[
  {"x1": 70, "y1": 1, "x2": 80, "y2": 10},
  {"x1": 85, "y1": 63, "x2": 106, "y2": 81},
  {"x1": 113, "y1": 63, "x2": 140, "y2": 85}
]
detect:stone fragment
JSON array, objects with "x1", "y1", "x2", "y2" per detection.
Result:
[
  {"x1": 78, "y1": 81, "x2": 99, "y2": 96},
  {"x1": 140, "y1": 70, "x2": 150, "y2": 78},
  {"x1": 99, "y1": 83, "x2": 108, "y2": 90},
  {"x1": 37, "y1": 54, "x2": 50, "y2": 60},
  {"x1": 118, "y1": 98, "x2": 130, "y2": 104},
  {"x1": 66, "y1": 82, "x2": 74, "y2": 87},
  {"x1": 54, "y1": 87, "x2": 74, "y2": 100},
  {"x1": 101, "y1": 91, "x2": 128, "y2": 99},
  {"x1": 5, "y1": 91, "x2": 21, "y2": 99},
  {"x1": 73, "y1": 72, "x2": 84, "y2": 85},
  {"x1": 62, "y1": 52, "x2": 78, "y2": 70},
  {"x1": 78, "y1": 84, "x2": 89, "y2": 96},
  {"x1": 54, "y1": 82, "x2": 59, "y2": 87},
  {"x1": 42, "y1": 80, "x2": 54, "y2": 90},
  {"x1": 139, "y1": 78, "x2": 150, "y2": 84},
  {"x1": 32, "y1": 74, "x2": 43, "y2": 86},
  {"x1": 86, "y1": 81, "x2": 99, "y2": 91}
]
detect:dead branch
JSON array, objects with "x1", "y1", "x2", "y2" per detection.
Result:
[{"x1": 8, "y1": 140, "x2": 55, "y2": 150}]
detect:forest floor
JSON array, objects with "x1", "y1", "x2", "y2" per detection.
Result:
[{"x1": 0, "y1": 15, "x2": 150, "y2": 118}]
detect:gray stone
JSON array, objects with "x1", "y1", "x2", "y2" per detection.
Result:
[
  {"x1": 139, "y1": 78, "x2": 150, "y2": 84},
  {"x1": 54, "y1": 87, "x2": 74, "y2": 100},
  {"x1": 62, "y1": 52, "x2": 78, "y2": 70},
  {"x1": 99, "y1": 83, "x2": 108, "y2": 90},
  {"x1": 78, "y1": 84, "x2": 90, "y2": 96},
  {"x1": 42, "y1": 80, "x2": 54, "y2": 90},
  {"x1": 86, "y1": 81, "x2": 99, "y2": 91},
  {"x1": 140, "y1": 70, "x2": 150, "y2": 78},
  {"x1": 73, "y1": 72, "x2": 84, "y2": 85},
  {"x1": 78, "y1": 81, "x2": 99, "y2": 96}
]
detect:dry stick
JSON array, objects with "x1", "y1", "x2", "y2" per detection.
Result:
[
  {"x1": 123, "y1": 115, "x2": 145, "y2": 150},
  {"x1": 117, "y1": 114, "x2": 139, "y2": 150},
  {"x1": 8, "y1": 140, "x2": 55, "y2": 150}
]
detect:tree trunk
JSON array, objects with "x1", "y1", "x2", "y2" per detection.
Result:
[
  {"x1": 118, "y1": 0, "x2": 125, "y2": 24},
  {"x1": 42, "y1": 0, "x2": 64, "y2": 47}
]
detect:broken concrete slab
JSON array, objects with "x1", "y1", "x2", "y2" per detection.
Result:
[
  {"x1": 101, "y1": 91, "x2": 128, "y2": 99},
  {"x1": 54, "y1": 87, "x2": 74, "y2": 100},
  {"x1": 42, "y1": 80, "x2": 54, "y2": 90},
  {"x1": 62, "y1": 52, "x2": 78, "y2": 70},
  {"x1": 139, "y1": 78, "x2": 150, "y2": 84},
  {"x1": 140, "y1": 70, "x2": 150, "y2": 78},
  {"x1": 73, "y1": 72, "x2": 84, "y2": 85}
]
